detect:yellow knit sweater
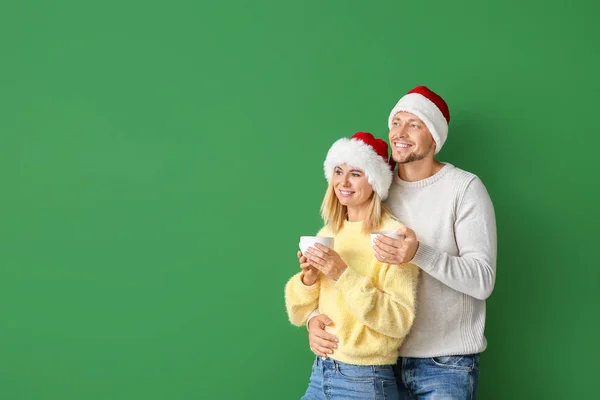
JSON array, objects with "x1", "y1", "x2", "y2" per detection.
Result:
[{"x1": 285, "y1": 217, "x2": 419, "y2": 365}]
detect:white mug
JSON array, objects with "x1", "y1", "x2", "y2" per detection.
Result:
[
  {"x1": 370, "y1": 230, "x2": 405, "y2": 248},
  {"x1": 299, "y1": 236, "x2": 335, "y2": 255}
]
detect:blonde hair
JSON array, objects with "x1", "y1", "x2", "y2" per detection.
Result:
[{"x1": 319, "y1": 183, "x2": 393, "y2": 235}]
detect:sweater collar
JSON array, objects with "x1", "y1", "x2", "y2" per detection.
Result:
[{"x1": 392, "y1": 162, "x2": 454, "y2": 189}]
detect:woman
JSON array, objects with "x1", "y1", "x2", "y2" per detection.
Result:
[{"x1": 285, "y1": 132, "x2": 419, "y2": 400}]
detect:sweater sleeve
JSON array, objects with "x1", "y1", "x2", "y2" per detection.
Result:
[
  {"x1": 335, "y1": 262, "x2": 418, "y2": 339},
  {"x1": 285, "y1": 272, "x2": 321, "y2": 327},
  {"x1": 411, "y1": 176, "x2": 497, "y2": 300}
]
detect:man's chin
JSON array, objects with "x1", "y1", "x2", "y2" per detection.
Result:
[
  {"x1": 395, "y1": 153, "x2": 429, "y2": 164},
  {"x1": 394, "y1": 155, "x2": 413, "y2": 164}
]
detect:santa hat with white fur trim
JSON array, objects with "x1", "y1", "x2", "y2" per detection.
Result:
[
  {"x1": 324, "y1": 132, "x2": 394, "y2": 200},
  {"x1": 388, "y1": 86, "x2": 451, "y2": 154}
]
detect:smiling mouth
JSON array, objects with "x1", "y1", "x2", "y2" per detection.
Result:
[
  {"x1": 338, "y1": 190, "x2": 354, "y2": 197},
  {"x1": 394, "y1": 142, "x2": 413, "y2": 150}
]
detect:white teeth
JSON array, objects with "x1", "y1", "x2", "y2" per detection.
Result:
[
  {"x1": 395, "y1": 143, "x2": 411, "y2": 148},
  {"x1": 340, "y1": 191, "x2": 353, "y2": 195}
]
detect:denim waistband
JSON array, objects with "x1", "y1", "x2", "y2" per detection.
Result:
[{"x1": 315, "y1": 356, "x2": 394, "y2": 373}]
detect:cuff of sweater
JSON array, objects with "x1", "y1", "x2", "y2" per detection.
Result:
[
  {"x1": 293, "y1": 273, "x2": 320, "y2": 298},
  {"x1": 411, "y1": 242, "x2": 440, "y2": 273},
  {"x1": 305, "y1": 309, "x2": 320, "y2": 329}
]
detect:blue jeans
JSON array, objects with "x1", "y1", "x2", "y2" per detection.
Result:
[
  {"x1": 302, "y1": 356, "x2": 399, "y2": 399},
  {"x1": 393, "y1": 354, "x2": 480, "y2": 399}
]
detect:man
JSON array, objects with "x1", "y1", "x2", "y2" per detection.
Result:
[{"x1": 306, "y1": 86, "x2": 497, "y2": 399}]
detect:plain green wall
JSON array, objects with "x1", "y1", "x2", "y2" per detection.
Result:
[{"x1": 1, "y1": 0, "x2": 598, "y2": 399}]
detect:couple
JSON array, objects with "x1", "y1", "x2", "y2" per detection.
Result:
[{"x1": 285, "y1": 86, "x2": 497, "y2": 399}]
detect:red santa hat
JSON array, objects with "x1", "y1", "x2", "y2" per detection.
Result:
[
  {"x1": 324, "y1": 132, "x2": 394, "y2": 200},
  {"x1": 388, "y1": 86, "x2": 451, "y2": 154}
]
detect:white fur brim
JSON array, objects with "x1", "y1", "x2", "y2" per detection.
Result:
[
  {"x1": 388, "y1": 92, "x2": 448, "y2": 154},
  {"x1": 323, "y1": 138, "x2": 393, "y2": 201}
]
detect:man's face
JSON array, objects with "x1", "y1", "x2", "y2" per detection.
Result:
[{"x1": 388, "y1": 112, "x2": 436, "y2": 164}]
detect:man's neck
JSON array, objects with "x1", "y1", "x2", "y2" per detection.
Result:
[{"x1": 397, "y1": 158, "x2": 445, "y2": 182}]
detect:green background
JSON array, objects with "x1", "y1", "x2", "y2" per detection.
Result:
[{"x1": 1, "y1": 0, "x2": 598, "y2": 398}]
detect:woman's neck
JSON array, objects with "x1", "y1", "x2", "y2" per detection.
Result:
[{"x1": 346, "y1": 204, "x2": 368, "y2": 222}]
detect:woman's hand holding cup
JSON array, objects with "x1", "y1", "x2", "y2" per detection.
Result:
[{"x1": 298, "y1": 251, "x2": 319, "y2": 286}]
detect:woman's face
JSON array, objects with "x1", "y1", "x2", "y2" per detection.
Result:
[{"x1": 331, "y1": 164, "x2": 374, "y2": 208}]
